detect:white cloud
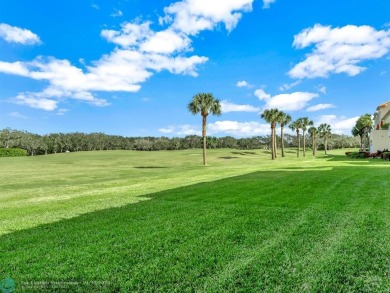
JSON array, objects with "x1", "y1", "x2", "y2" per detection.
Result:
[
  {"x1": 0, "y1": 0, "x2": 256, "y2": 111},
  {"x1": 158, "y1": 124, "x2": 201, "y2": 136},
  {"x1": 220, "y1": 100, "x2": 259, "y2": 112},
  {"x1": 306, "y1": 103, "x2": 336, "y2": 112},
  {"x1": 208, "y1": 120, "x2": 269, "y2": 136},
  {"x1": 91, "y1": 4, "x2": 99, "y2": 9},
  {"x1": 14, "y1": 93, "x2": 58, "y2": 111},
  {"x1": 0, "y1": 61, "x2": 30, "y2": 76},
  {"x1": 380, "y1": 70, "x2": 387, "y2": 76},
  {"x1": 101, "y1": 22, "x2": 153, "y2": 48},
  {"x1": 0, "y1": 23, "x2": 41, "y2": 45},
  {"x1": 289, "y1": 24, "x2": 390, "y2": 79},
  {"x1": 236, "y1": 80, "x2": 253, "y2": 88},
  {"x1": 254, "y1": 88, "x2": 271, "y2": 100},
  {"x1": 163, "y1": 0, "x2": 254, "y2": 35},
  {"x1": 279, "y1": 80, "x2": 301, "y2": 91},
  {"x1": 315, "y1": 115, "x2": 359, "y2": 135},
  {"x1": 262, "y1": 0, "x2": 276, "y2": 9},
  {"x1": 0, "y1": 50, "x2": 207, "y2": 110},
  {"x1": 254, "y1": 88, "x2": 318, "y2": 111},
  {"x1": 140, "y1": 29, "x2": 191, "y2": 54}
]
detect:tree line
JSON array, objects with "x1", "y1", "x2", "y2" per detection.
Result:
[{"x1": 0, "y1": 128, "x2": 359, "y2": 157}]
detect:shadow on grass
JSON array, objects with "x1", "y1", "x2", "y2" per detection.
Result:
[
  {"x1": 231, "y1": 151, "x2": 258, "y2": 155},
  {"x1": 218, "y1": 156, "x2": 240, "y2": 159},
  {"x1": 134, "y1": 166, "x2": 168, "y2": 169},
  {"x1": 1, "y1": 162, "x2": 390, "y2": 292}
]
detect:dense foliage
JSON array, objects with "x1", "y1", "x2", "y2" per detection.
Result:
[
  {"x1": 0, "y1": 148, "x2": 27, "y2": 157},
  {"x1": 0, "y1": 128, "x2": 360, "y2": 156}
]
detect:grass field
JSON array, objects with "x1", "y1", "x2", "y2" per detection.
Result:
[{"x1": 1, "y1": 148, "x2": 389, "y2": 292}]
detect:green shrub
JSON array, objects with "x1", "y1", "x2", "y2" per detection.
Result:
[
  {"x1": 346, "y1": 152, "x2": 366, "y2": 159},
  {"x1": 0, "y1": 148, "x2": 27, "y2": 157}
]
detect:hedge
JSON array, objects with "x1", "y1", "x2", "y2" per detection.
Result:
[{"x1": 0, "y1": 148, "x2": 28, "y2": 157}]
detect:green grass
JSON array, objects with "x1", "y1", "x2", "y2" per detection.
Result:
[{"x1": 1, "y1": 149, "x2": 389, "y2": 292}]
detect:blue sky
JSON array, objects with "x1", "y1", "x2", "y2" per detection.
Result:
[{"x1": 1, "y1": 0, "x2": 390, "y2": 137}]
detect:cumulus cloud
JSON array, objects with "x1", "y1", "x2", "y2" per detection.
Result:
[
  {"x1": 262, "y1": 0, "x2": 276, "y2": 9},
  {"x1": 289, "y1": 24, "x2": 390, "y2": 79},
  {"x1": 220, "y1": 100, "x2": 260, "y2": 112},
  {"x1": 159, "y1": 124, "x2": 201, "y2": 136},
  {"x1": 254, "y1": 88, "x2": 318, "y2": 111},
  {"x1": 163, "y1": 0, "x2": 254, "y2": 35},
  {"x1": 306, "y1": 103, "x2": 336, "y2": 112},
  {"x1": 208, "y1": 120, "x2": 269, "y2": 136},
  {"x1": 0, "y1": 23, "x2": 41, "y2": 45},
  {"x1": 315, "y1": 115, "x2": 359, "y2": 135},
  {"x1": 0, "y1": 0, "x2": 258, "y2": 111}
]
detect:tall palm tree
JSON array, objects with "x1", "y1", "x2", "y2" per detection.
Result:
[
  {"x1": 318, "y1": 123, "x2": 332, "y2": 154},
  {"x1": 261, "y1": 108, "x2": 280, "y2": 160},
  {"x1": 308, "y1": 126, "x2": 318, "y2": 156},
  {"x1": 188, "y1": 93, "x2": 222, "y2": 165},
  {"x1": 289, "y1": 119, "x2": 303, "y2": 157},
  {"x1": 298, "y1": 117, "x2": 314, "y2": 157},
  {"x1": 277, "y1": 112, "x2": 291, "y2": 157}
]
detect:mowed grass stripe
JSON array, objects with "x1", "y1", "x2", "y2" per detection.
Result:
[{"x1": 0, "y1": 149, "x2": 389, "y2": 291}]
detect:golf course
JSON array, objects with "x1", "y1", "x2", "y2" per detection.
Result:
[{"x1": 1, "y1": 148, "x2": 389, "y2": 292}]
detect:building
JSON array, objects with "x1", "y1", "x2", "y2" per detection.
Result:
[{"x1": 370, "y1": 101, "x2": 390, "y2": 153}]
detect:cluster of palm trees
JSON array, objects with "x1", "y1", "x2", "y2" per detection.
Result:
[
  {"x1": 261, "y1": 108, "x2": 332, "y2": 160},
  {"x1": 188, "y1": 92, "x2": 332, "y2": 165}
]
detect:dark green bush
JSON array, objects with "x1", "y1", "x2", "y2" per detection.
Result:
[
  {"x1": 0, "y1": 148, "x2": 28, "y2": 157},
  {"x1": 346, "y1": 152, "x2": 366, "y2": 159}
]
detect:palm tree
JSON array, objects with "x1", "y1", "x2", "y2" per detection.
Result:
[
  {"x1": 289, "y1": 119, "x2": 303, "y2": 157},
  {"x1": 318, "y1": 123, "x2": 332, "y2": 154},
  {"x1": 188, "y1": 93, "x2": 222, "y2": 165},
  {"x1": 277, "y1": 112, "x2": 291, "y2": 157},
  {"x1": 261, "y1": 108, "x2": 280, "y2": 160},
  {"x1": 297, "y1": 117, "x2": 314, "y2": 157},
  {"x1": 308, "y1": 126, "x2": 318, "y2": 156},
  {"x1": 352, "y1": 114, "x2": 373, "y2": 151}
]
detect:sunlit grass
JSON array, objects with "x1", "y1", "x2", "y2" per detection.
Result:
[{"x1": 1, "y1": 148, "x2": 389, "y2": 291}]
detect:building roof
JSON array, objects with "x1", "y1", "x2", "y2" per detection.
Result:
[{"x1": 377, "y1": 101, "x2": 390, "y2": 110}]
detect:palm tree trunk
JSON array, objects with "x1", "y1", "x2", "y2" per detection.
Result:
[
  {"x1": 312, "y1": 135, "x2": 316, "y2": 156},
  {"x1": 281, "y1": 127, "x2": 285, "y2": 157},
  {"x1": 296, "y1": 130, "x2": 300, "y2": 157},
  {"x1": 303, "y1": 130, "x2": 306, "y2": 157},
  {"x1": 274, "y1": 127, "x2": 277, "y2": 159},
  {"x1": 324, "y1": 138, "x2": 328, "y2": 155},
  {"x1": 271, "y1": 126, "x2": 275, "y2": 160},
  {"x1": 202, "y1": 115, "x2": 207, "y2": 165}
]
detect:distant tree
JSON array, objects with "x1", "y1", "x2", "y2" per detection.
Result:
[
  {"x1": 318, "y1": 123, "x2": 332, "y2": 154},
  {"x1": 289, "y1": 119, "x2": 303, "y2": 157},
  {"x1": 308, "y1": 126, "x2": 318, "y2": 156},
  {"x1": 352, "y1": 114, "x2": 373, "y2": 151},
  {"x1": 297, "y1": 117, "x2": 314, "y2": 157},
  {"x1": 277, "y1": 111, "x2": 291, "y2": 157},
  {"x1": 188, "y1": 93, "x2": 222, "y2": 165},
  {"x1": 261, "y1": 108, "x2": 280, "y2": 160}
]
